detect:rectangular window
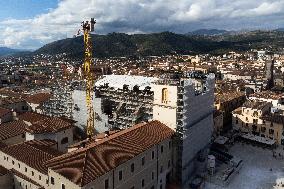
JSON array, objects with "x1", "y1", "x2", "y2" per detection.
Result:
[
  {"x1": 119, "y1": 171, "x2": 123, "y2": 181},
  {"x1": 62, "y1": 184, "x2": 65, "y2": 189},
  {"x1": 39, "y1": 175, "x2": 41, "y2": 180},
  {"x1": 105, "y1": 179, "x2": 109, "y2": 189},
  {"x1": 25, "y1": 167, "x2": 27, "y2": 172},
  {"x1": 51, "y1": 177, "x2": 55, "y2": 185},
  {"x1": 152, "y1": 171, "x2": 154, "y2": 180},
  {"x1": 142, "y1": 179, "x2": 145, "y2": 188},
  {"x1": 161, "y1": 145, "x2": 164, "y2": 153},
  {"x1": 152, "y1": 151, "x2": 155, "y2": 159},
  {"x1": 31, "y1": 171, "x2": 34, "y2": 176},
  {"x1": 142, "y1": 157, "x2": 145, "y2": 166},
  {"x1": 131, "y1": 163, "x2": 134, "y2": 172},
  {"x1": 169, "y1": 141, "x2": 171, "y2": 149}
]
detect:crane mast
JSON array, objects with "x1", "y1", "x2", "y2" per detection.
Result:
[{"x1": 80, "y1": 18, "x2": 96, "y2": 137}]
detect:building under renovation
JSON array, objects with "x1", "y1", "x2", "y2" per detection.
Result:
[
  {"x1": 152, "y1": 74, "x2": 215, "y2": 187},
  {"x1": 42, "y1": 81, "x2": 73, "y2": 119},
  {"x1": 94, "y1": 75, "x2": 158, "y2": 130}
]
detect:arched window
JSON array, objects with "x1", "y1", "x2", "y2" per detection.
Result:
[
  {"x1": 61, "y1": 137, "x2": 69, "y2": 144},
  {"x1": 162, "y1": 88, "x2": 168, "y2": 104}
]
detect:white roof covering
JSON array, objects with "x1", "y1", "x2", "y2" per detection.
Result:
[
  {"x1": 95, "y1": 75, "x2": 159, "y2": 90},
  {"x1": 241, "y1": 133, "x2": 275, "y2": 145}
]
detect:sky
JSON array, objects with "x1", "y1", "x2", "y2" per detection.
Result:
[{"x1": 0, "y1": 0, "x2": 284, "y2": 50}]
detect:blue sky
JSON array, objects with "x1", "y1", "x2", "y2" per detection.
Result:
[
  {"x1": 0, "y1": 0, "x2": 58, "y2": 21},
  {"x1": 0, "y1": 0, "x2": 284, "y2": 50}
]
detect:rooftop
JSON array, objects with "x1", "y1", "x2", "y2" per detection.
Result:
[
  {"x1": 250, "y1": 91, "x2": 284, "y2": 100},
  {"x1": 95, "y1": 75, "x2": 159, "y2": 91},
  {"x1": 242, "y1": 100, "x2": 270, "y2": 110},
  {"x1": 1, "y1": 140, "x2": 62, "y2": 174},
  {"x1": 25, "y1": 93, "x2": 52, "y2": 104},
  {"x1": 46, "y1": 120, "x2": 174, "y2": 187},
  {"x1": 215, "y1": 91, "x2": 245, "y2": 103},
  {"x1": 0, "y1": 107, "x2": 11, "y2": 118},
  {"x1": 0, "y1": 121, "x2": 27, "y2": 141},
  {"x1": 19, "y1": 112, "x2": 74, "y2": 134}
]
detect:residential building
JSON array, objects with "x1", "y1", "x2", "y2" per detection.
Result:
[{"x1": 232, "y1": 100, "x2": 284, "y2": 145}]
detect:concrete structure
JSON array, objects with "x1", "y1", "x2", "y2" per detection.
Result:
[
  {"x1": 72, "y1": 90, "x2": 109, "y2": 133},
  {"x1": 152, "y1": 74, "x2": 215, "y2": 187},
  {"x1": 42, "y1": 82, "x2": 73, "y2": 119},
  {"x1": 94, "y1": 75, "x2": 157, "y2": 130}
]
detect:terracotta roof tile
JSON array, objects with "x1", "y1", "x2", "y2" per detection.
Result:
[
  {"x1": 25, "y1": 93, "x2": 52, "y2": 104},
  {"x1": 18, "y1": 112, "x2": 46, "y2": 124},
  {"x1": 0, "y1": 107, "x2": 11, "y2": 118},
  {"x1": 0, "y1": 121, "x2": 27, "y2": 141},
  {"x1": 1, "y1": 140, "x2": 63, "y2": 174},
  {"x1": 19, "y1": 112, "x2": 74, "y2": 134},
  {"x1": 46, "y1": 120, "x2": 174, "y2": 186}
]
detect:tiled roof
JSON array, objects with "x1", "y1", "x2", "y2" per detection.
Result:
[
  {"x1": 1, "y1": 140, "x2": 63, "y2": 174},
  {"x1": 0, "y1": 121, "x2": 27, "y2": 141},
  {"x1": 0, "y1": 107, "x2": 11, "y2": 118},
  {"x1": 25, "y1": 93, "x2": 52, "y2": 104},
  {"x1": 18, "y1": 112, "x2": 47, "y2": 124},
  {"x1": 243, "y1": 100, "x2": 271, "y2": 110},
  {"x1": 250, "y1": 91, "x2": 284, "y2": 100},
  {"x1": 215, "y1": 91, "x2": 245, "y2": 103},
  {"x1": 46, "y1": 120, "x2": 174, "y2": 187},
  {"x1": 19, "y1": 112, "x2": 74, "y2": 134}
]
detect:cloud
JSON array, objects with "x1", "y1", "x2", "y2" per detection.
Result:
[{"x1": 0, "y1": 0, "x2": 284, "y2": 49}]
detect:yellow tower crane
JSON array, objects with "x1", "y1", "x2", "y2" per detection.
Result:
[{"x1": 76, "y1": 18, "x2": 96, "y2": 137}]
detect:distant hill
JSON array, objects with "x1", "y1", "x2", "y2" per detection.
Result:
[
  {"x1": 34, "y1": 30, "x2": 284, "y2": 58},
  {"x1": 0, "y1": 47, "x2": 29, "y2": 57},
  {"x1": 275, "y1": 28, "x2": 284, "y2": 32},
  {"x1": 187, "y1": 29, "x2": 229, "y2": 36},
  {"x1": 35, "y1": 32, "x2": 240, "y2": 58}
]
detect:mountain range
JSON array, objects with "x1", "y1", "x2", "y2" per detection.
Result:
[
  {"x1": 0, "y1": 47, "x2": 30, "y2": 57},
  {"x1": 3, "y1": 29, "x2": 284, "y2": 58}
]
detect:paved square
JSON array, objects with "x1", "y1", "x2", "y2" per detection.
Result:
[{"x1": 205, "y1": 143, "x2": 284, "y2": 189}]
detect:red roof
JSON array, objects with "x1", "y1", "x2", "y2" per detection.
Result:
[
  {"x1": 1, "y1": 140, "x2": 63, "y2": 174},
  {"x1": 25, "y1": 93, "x2": 52, "y2": 104},
  {"x1": 19, "y1": 112, "x2": 74, "y2": 134},
  {"x1": 0, "y1": 121, "x2": 27, "y2": 141},
  {"x1": 46, "y1": 121, "x2": 174, "y2": 186},
  {"x1": 0, "y1": 108, "x2": 11, "y2": 118}
]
